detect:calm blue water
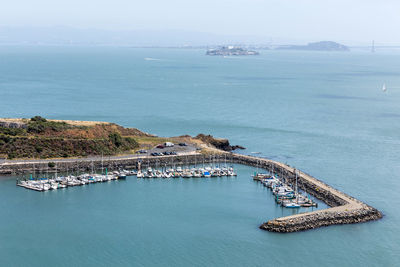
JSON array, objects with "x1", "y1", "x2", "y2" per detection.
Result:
[{"x1": 0, "y1": 46, "x2": 399, "y2": 266}]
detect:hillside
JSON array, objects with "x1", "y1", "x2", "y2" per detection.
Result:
[
  {"x1": 0, "y1": 116, "x2": 152, "y2": 159},
  {"x1": 0, "y1": 116, "x2": 244, "y2": 159}
]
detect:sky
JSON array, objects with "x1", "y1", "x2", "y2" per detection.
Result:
[{"x1": 1, "y1": 0, "x2": 399, "y2": 45}]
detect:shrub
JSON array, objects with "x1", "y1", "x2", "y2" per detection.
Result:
[
  {"x1": 124, "y1": 137, "x2": 139, "y2": 148},
  {"x1": 0, "y1": 127, "x2": 26, "y2": 136},
  {"x1": 27, "y1": 120, "x2": 71, "y2": 133},
  {"x1": 48, "y1": 162, "x2": 55, "y2": 168},
  {"x1": 0, "y1": 134, "x2": 11, "y2": 144},
  {"x1": 31, "y1": 116, "x2": 47, "y2": 122},
  {"x1": 35, "y1": 145, "x2": 43, "y2": 153},
  {"x1": 109, "y1": 132, "x2": 123, "y2": 147}
]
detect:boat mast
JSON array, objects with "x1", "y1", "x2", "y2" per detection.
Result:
[
  {"x1": 224, "y1": 154, "x2": 227, "y2": 168},
  {"x1": 101, "y1": 153, "x2": 104, "y2": 175},
  {"x1": 295, "y1": 169, "x2": 298, "y2": 203}
]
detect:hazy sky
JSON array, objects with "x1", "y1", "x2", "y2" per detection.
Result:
[{"x1": 1, "y1": 0, "x2": 399, "y2": 44}]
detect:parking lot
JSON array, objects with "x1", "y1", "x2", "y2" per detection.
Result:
[{"x1": 137, "y1": 142, "x2": 198, "y2": 157}]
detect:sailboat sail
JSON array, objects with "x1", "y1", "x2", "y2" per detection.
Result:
[{"x1": 382, "y1": 83, "x2": 387, "y2": 92}]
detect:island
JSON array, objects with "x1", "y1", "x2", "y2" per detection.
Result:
[
  {"x1": 206, "y1": 46, "x2": 259, "y2": 56},
  {"x1": 277, "y1": 41, "x2": 350, "y2": 51}
]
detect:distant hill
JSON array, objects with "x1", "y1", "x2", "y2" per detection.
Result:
[{"x1": 277, "y1": 41, "x2": 350, "y2": 51}]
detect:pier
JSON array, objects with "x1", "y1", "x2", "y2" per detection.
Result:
[{"x1": 1, "y1": 152, "x2": 382, "y2": 232}]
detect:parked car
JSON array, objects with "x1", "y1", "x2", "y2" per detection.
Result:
[
  {"x1": 156, "y1": 144, "x2": 165, "y2": 149},
  {"x1": 137, "y1": 149, "x2": 147, "y2": 154},
  {"x1": 178, "y1": 143, "x2": 187, "y2": 146}
]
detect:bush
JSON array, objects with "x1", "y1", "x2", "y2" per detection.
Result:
[
  {"x1": 31, "y1": 116, "x2": 47, "y2": 122},
  {"x1": 0, "y1": 134, "x2": 11, "y2": 144},
  {"x1": 0, "y1": 127, "x2": 26, "y2": 136},
  {"x1": 48, "y1": 162, "x2": 55, "y2": 168},
  {"x1": 109, "y1": 132, "x2": 123, "y2": 147},
  {"x1": 27, "y1": 120, "x2": 71, "y2": 133},
  {"x1": 35, "y1": 145, "x2": 43, "y2": 153},
  {"x1": 124, "y1": 137, "x2": 139, "y2": 148},
  {"x1": 27, "y1": 122, "x2": 46, "y2": 133}
]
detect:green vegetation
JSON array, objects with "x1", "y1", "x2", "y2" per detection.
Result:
[
  {"x1": 0, "y1": 116, "x2": 141, "y2": 159},
  {"x1": 30, "y1": 116, "x2": 47, "y2": 122},
  {"x1": 48, "y1": 162, "x2": 55, "y2": 168},
  {"x1": 27, "y1": 116, "x2": 75, "y2": 133},
  {"x1": 109, "y1": 132, "x2": 123, "y2": 147},
  {"x1": 0, "y1": 127, "x2": 26, "y2": 136}
]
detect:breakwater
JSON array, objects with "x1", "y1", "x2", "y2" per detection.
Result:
[
  {"x1": 228, "y1": 154, "x2": 382, "y2": 232},
  {"x1": 1, "y1": 152, "x2": 382, "y2": 232}
]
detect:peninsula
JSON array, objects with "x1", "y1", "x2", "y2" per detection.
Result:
[
  {"x1": 0, "y1": 116, "x2": 241, "y2": 160},
  {"x1": 0, "y1": 117, "x2": 382, "y2": 233}
]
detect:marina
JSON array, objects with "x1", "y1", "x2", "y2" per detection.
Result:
[
  {"x1": 9, "y1": 152, "x2": 381, "y2": 233},
  {"x1": 16, "y1": 171, "x2": 130, "y2": 191},
  {"x1": 15, "y1": 158, "x2": 238, "y2": 192},
  {"x1": 253, "y1": 171, "x2": 318, "y2": 208}
]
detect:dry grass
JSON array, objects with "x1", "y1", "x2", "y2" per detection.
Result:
[
  {"x1": 132, "y1": 136, "x2": 172, "y2": 150},
  {"x1": 49, "y1": 120, "x2": 109, "y2": 126},
  {"x1": 0, "y1": 118, "x2": 109, "y2": 127}
]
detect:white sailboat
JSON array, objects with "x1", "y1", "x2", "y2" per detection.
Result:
[{"x1": 382, "y1": 83, "x2": 387, "y2": 92}]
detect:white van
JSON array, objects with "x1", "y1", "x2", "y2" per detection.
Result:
[{"x1": 164, "y1": 142, "x2": 174, "y2": 147}]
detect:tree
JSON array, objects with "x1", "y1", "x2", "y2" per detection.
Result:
[{"x1": 31, "y1": 116, "x2": 47, "y2": 122}]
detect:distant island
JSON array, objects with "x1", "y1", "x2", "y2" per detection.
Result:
[
  {"x1": 206, "y1": 46, "x2": 259, "y2": 56},
  {"x1": 277, "y1": 41, "x2": 350, "y2": 51}
]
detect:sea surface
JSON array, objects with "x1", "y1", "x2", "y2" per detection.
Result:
[{"x1": 0, "y1": 46, "x2": 400, "y2": 266}]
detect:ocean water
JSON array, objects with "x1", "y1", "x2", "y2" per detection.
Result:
[{"x1": 0, "y1": 46, "x2": 400, "y2": 266}]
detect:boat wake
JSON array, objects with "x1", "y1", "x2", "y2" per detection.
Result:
[{"x1": 144, "y1": 57, "x2": 161, "y2": 61}]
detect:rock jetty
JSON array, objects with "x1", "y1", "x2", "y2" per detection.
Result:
[{"x1": 229, "y1": 153, "x2": 382, "y2": 232}]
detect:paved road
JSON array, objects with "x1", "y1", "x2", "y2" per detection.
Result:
[{"x1": 0, "y1": 144, "x2": 198, "y2": 165}]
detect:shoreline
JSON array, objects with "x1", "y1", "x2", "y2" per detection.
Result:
[{"x1": 1, "y1": 152, "x2": 382, "y2": 233}]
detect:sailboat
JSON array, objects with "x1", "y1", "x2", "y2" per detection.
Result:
[
  {"x1": 382, "y1": 83, "x2": 387, "y2": 92},
  {"x1": 284, "y1": 170, "x2": 300, "y2": 208}
]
